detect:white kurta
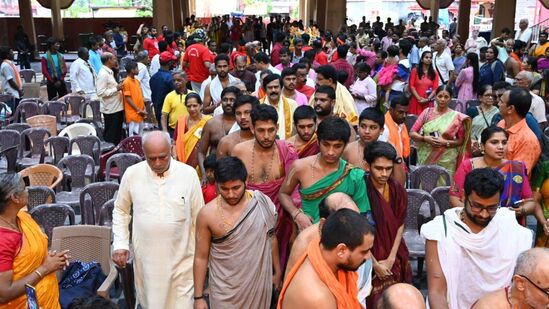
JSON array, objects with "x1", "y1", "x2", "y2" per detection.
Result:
[{"x1": 112, "y1": 160, "x2": 205, "y2": 309}]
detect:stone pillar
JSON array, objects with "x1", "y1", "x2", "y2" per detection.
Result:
[
  {"x1": 492, "y1": 0, "x2": 517, "y2": 39},
  {"x1": 307, "y1": 0, "x2": 317, "y2": 26},
  {"x1": 18, "y1": 0, "x2": 38, "y2": 53},
  {"x1": 299, "y1": 0, "x2": 306, "y2": 22},
  {"x1": 51, "y1": 0, "x2": 64, "y2": 40},
  {"x1": 173, "y1": 0, "x2": 183, "y2": 31},
  {"x1": 153, "y1": 0, "x2": 175, "y2": 31},
  {"x1": 430, "y1": 0, "x2": 440, "y2": 24},
  {"x1": 324, "y1": 0, "x2": 345, "y2": 33},
  {"x1": 316, "y1": 0, "x2": 327, "y2": 31},
  {"x1": 457, "y1": 0, "x2": 471, "y2": 44}
]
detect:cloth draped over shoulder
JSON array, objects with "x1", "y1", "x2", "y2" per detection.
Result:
[
  {"x1": 247, "y1": 140, "x2": 299, "y2": 273},
  {"x1": 300, "y1": 159, "x2": 370, "y2": 222},
  {"x1": 366, "y1": 177, "x2": 412, "y2": 307},
  {"x1": 209, "y1": 75, "x2": 238, "y2": 104},
  {"x1": 175, "y1": 114, "x2": 212, "y2": 168},
  {"x1": 209, "y1": 191, "x2": 277, "y2": 308},
  {"x1": 44, "y1": 51, "x2": 66, "y2": 80},
  {"x1": 0, "y1": 211, "x2": 60, "y2": 309},
  {"x1": 308, "y1": 83, "x2": 358, "y2": 126},
  {"x1": 420, "y1": 208, "x2": 532, "y2": 309},
  {"x1": 277, "y1": 236, "x2": 362, "y2": 309},
  {"x1": 297, "y1": 134, "x2": 320, "y2": 158}
]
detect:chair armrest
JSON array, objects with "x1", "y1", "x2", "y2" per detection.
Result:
[{"x1": 97, "y1": 265, "x2": 118, "y2": 299}]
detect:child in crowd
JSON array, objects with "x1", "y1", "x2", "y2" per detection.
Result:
[
  {"x1": 121, "y1": 61, "x2": 147, "y2": 136},
  {"x1": 202, "y1": 154, "x2": 217, "y2": 203}
]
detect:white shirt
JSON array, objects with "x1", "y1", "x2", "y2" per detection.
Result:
[
  {"x1": 69, "y1": 58, "x2": 97, "y2": 97},
  {"x1": 254, "y1": 65, "x2": 281, "y2": 91},
  {"x1": 418, "y1": 45, "x2": 431, "y2": 58},
  {"x1": 0, "y1": 61, "x2": 20, "y2": 99},
  {"x1": 515, "y1": 28, "x2": 532, "y2": 43},
  {"x1": 149, "y1": 54, "x2": 161, "y2": 76},
  {"x1": 391, "y1": 58, "x2": 410, "y2": 92},
  {"x1": 432, "y1": 51, "x2": 455, "y2": 84},
  {"x1": 136, "y1": 62, "x2": 151, "y2": 101},
  {"x1": 530, "y1": 91, "x2": 547, "y2": 123},
  {"x1": 96, "y1": 65, "x2": 123, "y2": 114}
]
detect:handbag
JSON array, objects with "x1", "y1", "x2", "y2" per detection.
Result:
[{"x1": 58, "y1": 260, "x2": 107, "y2": 309}]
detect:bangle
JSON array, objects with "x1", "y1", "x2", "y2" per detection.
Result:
[
  {"x1": 194, "y1": 295, "x2": 204, "y2": 300},
  {"x1": 34, "y1": 269, "x2": 43, "y2": 279},
  {"x1": 292, "y1": 209, "x2": 303, "y2": 221}
]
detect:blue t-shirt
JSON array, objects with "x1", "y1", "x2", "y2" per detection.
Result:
[{"x1": 149, "y1": 69, "x2": 175, "y2": 120}]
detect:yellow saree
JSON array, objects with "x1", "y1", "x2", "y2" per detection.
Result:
[{"x1": 175, "y1": 114, "x2": 212, "y2": 168}]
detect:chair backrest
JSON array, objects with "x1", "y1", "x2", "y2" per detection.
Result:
[
  {"x1": 410, "y1": 165, "x2": 451, "y2": 193},
  {"x1": 20, "y1": 127, "x2": 51, "y2": 158},
  {"x1": 75, "y1": 119, "x2": 105, "y2": 141},
  {"x1": 83, "y1": 100, "x2": 102, "y2": 123},
  {"x1": 26, "y1": 115, "x2": 58, "y2": 137},
  {"x1": 69, "y1": 135, "x2": 101, "y2": 164},
  {"x1": 79, "y1": 182, "x2": 119, "y2": 225},
  {"x1": 405, "y1": 189, "x2": 436, "y2": 232},
  {"x1": 98, "y1": 198, "x2": 115, "y2": 226},
  {"x1": 105, "y1": 153, "x2": 142, "y2": 181},
  {"x1": 27, "y1": 186, "x2": 56, "y2": 210},
  {"x1": 50, "y1": 225, "x2": 112, "y2": 279},
  {"x1": 0, "y1": 145, "x2": 18, "y2": 173},
  {"x1": 58, "y1": 123, "x2": 97, "y2": 139},
  {"x1": 19, "y1": 164, "x2": 63, "y2": 189},
  {"x1": 20, "y1": 69, "x2": 36, "y2": 83},
  {"x1": 431, "y1": 186, "x2": 451, "y2": 214},
  {"x1": 16, "y1": 101, "x2": 40, "y2": 122},
  {"x1": 58, "y1": 155, "x2": 95, "y2": 188},
  {"x1": 44, "y1": 101, "x2": 67, "y2": 123},
  {"x1": 64, "y1": 95, "x2": 86, "y2": 118},
  {"x1": 45, "y1": 136, "x2": 70, "y2": 165},
  {"x1": 29, "y1": 203, "x2": 75, "y2": 242},
  {"x1": 0, "y1": 129, "x2": 21, "y2": 148},
  {"x1": 405, "y1": 114, "x2": 418, "y2": 133},
  {"x1": 466, "y1": 99, "x2": 480, "y2": 110},
  {"x1": 119, "y1": 136, "x2": 144, "y2": 156},
  {"x1": 5, "y1": 123, "x2": 31, "y2": 133},
  {"x1": 0, "y1": 94, "x2": 15, "y2": 108}
]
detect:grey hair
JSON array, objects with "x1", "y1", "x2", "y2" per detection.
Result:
[
  {"x1": 142, "y1": 131, "x2": 172, "y2": 149},
  {"x1": 136, "y1": 51, "x2": 149, "y2": 62},
  {"x1": 520, "y1": 18, "x2": 529, "y2": 24},
  {"x1": 519, "y1": 71, "x2": 534, "y2": 84},
  {"x1": 0, "y1": 173, "x2": 23, "y2": 213},
  {"x1": 100, "y1": 52, "x2": 114, "y2": 64},
  {"x1": 437, "y1": 39, "x2": 447, "y2": 48},
  {"x1": 171, "y1": 70, "x2": 187, "y2": 79},
  {"x1": 235, "y1": 55, "x2": 247, "y2": 64},
  {"x1": 514, "y1": 248, "x2": 549, "y2": 276}
]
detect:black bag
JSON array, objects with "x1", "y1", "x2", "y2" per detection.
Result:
[{"x1": 58, "y1": 260, "x2": 107, "y2": 309}]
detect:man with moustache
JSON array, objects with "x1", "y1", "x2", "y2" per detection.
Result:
[
  {"x1": 193, "y1": 156, "x2": 280, "y2": 309},
  {"x1": 203, "y1": 54, "x2": 239, "y2": 114},
  {"x1": 472, "y1": 248, "x2": 549, "y2": 309},
  {"x1": 232, "y1": 104, "x2": 299, "y2": 274},
  {"x1": 216, "y1": 95, "x2": 259, "y2": 158},
  {"x1": 421, "y1": 168, "x2": 532, "y2": 309},
  {"x1": 259, "y1": 74, "x2": 297, "y2": 140},
  {"x1": 198, "y1": 87, "x2": 239, "y2": 182},
  {"x1": 287, "y1": 105, "x2": 320, "y2": 158},
  {"x1": 231, "y1": 55, "x2": 256, "y2": 92}
]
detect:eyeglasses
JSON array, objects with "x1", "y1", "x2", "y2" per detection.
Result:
[
  {"x1": 517, "y1": 274, "x2": 549, "y2": 297},
  {"x1": 466, "y1": 197, "x2": 499, "y2": 214},
  {"x1": 483, "y1": 94, "x2": 496, "y2": 99}
]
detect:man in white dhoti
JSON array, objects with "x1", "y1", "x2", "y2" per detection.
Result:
[
  {"x1": 193, "y1": 156, "x2": 280, "y2": 309},
  {"x1": 112, "y1": 131, "x2": 205, "y2": 308},
  {"x1": 421, "y1": 168, "x2": 532, "y2": 309}
]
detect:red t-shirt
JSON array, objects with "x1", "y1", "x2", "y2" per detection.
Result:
[
  {"x1": 315, "y1": 51, "x2": 328, "y2": 65},
  {"x1": 184, "y1": 43, "x2": 214, "y2": 83},
  {"x1": 0, "y1": 227, "x2": 22, "y2": 272},
  {"x1": 143, "y1": 37, "x2": 159, "y2": 60},
  {"x1": 202, "y1": 183, "x2": 217, "y2": 203}
]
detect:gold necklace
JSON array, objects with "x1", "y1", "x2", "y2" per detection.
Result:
[
  {"x1": 217, "y1": 196, "x2": 233, "y2": 234},
  {"x1": 311, "y1": 154, "x2": 320, "y2": 181},
  {"x1": 250, "y1": 141, "x2": 275, "y2": 183},
  {"x1": 0, "y1": 215, "x2": 19, "y2": 231}
]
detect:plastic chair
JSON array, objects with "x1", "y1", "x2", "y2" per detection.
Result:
[
  {"x1": 56, "y1": 155, "x2": 96, "y2": 212},
  {"x1": 0, "y1": 145, "x2": 18, "y2": 173},
  {"x1": 82, "y1": 100, "x2": 102, "y2": 124},
  {"x1": 0, "y1": 94, "x2": 15, "y2": 109},
  {"x1": 0, "y1": 129, "x2": 21, "y2": 148},
  {"x1": 69, "y1": 135, "x2": 101, "y2": 164},
  {"x1": 27, "y1": 186, "x2": 56, "y2": 210},
  {"x1": 64, "y1": 95, "x2": 86, "y2": 123},
  {"x1": 58, "y1": 123, "x2": 96, "y2": 139},
  {"x1": 20, "y1": 69, "x2": 37, "y2": 83},
  {"x1": 79, "y1": 182, "x2": 119, "y2": 225},
  {"x1": 50, "y1": 225, "x2": 118, "y2": 299},
  {"x1": 26, "y1": 115, "x2": 58, "y2": 136},
  {"x1": 45, "y1": 136, "x2": 70, "y2": 165},
  {"x1": 0, "y1": 102, "x2": 10, "y2": 127},
  {"x1": 98, "y1": 198, "x2": 115, "y2": 226},
  {"x1": 99, "y1": 136, "x2": 144, "y2": 178},
  {"x1": 19, "y1": 164, "x2": 63, "y2": 189},
  {"x1": 403, "y1": 189, "x2": 436, "y2": 278},
  {"x1": 74, "y1": 119, "x2": 114, "y2": 153},
  {"x1": 410, "y1": 165, "x2": 451, "y2": 193},
  {"x1": 431, "y1": 186, "x2": 452, "y2": 214},
  {"x1": 29, "y1": 203, "x2": 75, "y2": 242},
  {"x1": 466, "y1": 99, "x2": 480, "y2": 110},
  {"x1": 13, "y1": 101, "x2": 40, "y2": 122},
  {"x1": 18, "y1": 128, "x2": 51, "y2": 169},
  {"x1": 105, "y1": 153, "x2": 142, "y2": 182},
  {"x1": 5, "y1": 123, "x2": 31, "y2": 133},
  {"x1": 44, "y1": 101, "x2": 67, "y2": 124},
  {"x1": 143, "y1": 100, "x2": 157, "y2": 130},
  {"x1": 404, "y1": 114, "x2": 418, "y2": 133}
]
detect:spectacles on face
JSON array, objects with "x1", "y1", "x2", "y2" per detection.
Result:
[
  {"x1": 466, "y1": 197, "x2": 499, "y2": 214},
  {"x1": 483, "y1": 94, "x2": 496, "y2": 99},
  {"x1": 517, "y1": 274, "x2": 549, "y2": 297}
]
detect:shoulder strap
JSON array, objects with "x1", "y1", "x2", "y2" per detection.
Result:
[
  {"x1": 433, "y1": 54, "x2": 446, "y2": 84},
  {"x1": 478, "y1": 107, "x2": 490, "y2": 127},
  {"x1": 442, "y1": 213, "x2": 447, "y2": 237}
]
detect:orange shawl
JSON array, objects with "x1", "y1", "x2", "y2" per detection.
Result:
[
  {"x1": 0, "y1": 212, "x2": 60, "y2": 309},
  {"x1": 278, "y1": 237, "x2": 361, "y2": 309},
  {"x1": 3, "y1": 60, "x2": 22, "y2": 89},
  {"x1": 384, "y1": 113, "x2": 410, "y2": 159}
]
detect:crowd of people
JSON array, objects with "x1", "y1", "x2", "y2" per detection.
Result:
[{"x1": 1, "y1": 12, "x2": 549, "y2": 309}]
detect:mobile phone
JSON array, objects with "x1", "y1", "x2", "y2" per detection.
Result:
[
  {"x1": 511, "y1": 199, "x2": 530, "y2": 208},
  {"x1": 25, "y1": 284, "x2": 38, "y2": 309},
  {"x1": 430, "y1": 131, "x2": 440, "y2": 138}
]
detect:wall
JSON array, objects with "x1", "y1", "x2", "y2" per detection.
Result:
[{"x1": 0, "y1": 17, "x2": 152, "y2": 51}]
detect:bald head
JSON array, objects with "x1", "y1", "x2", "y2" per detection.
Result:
[
  {"x1": 514, "y1": 248, "x2": 549, "y2": 278},
  {"x1": 378, "y1": 283, "x2": 426, "y2": 309},
  {"x1": 142, "y1": 131, "x2": 172, "y2": 175},
  {"x1": 319, "y1": 192, "x2": 359, "y2": 219}
]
